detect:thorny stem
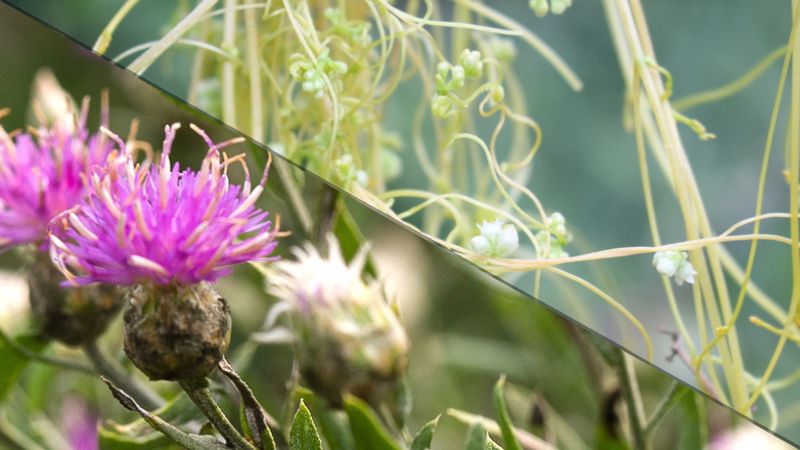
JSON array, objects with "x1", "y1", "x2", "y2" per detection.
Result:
[
  {"x1": 179, "y1": 378, "x2": 257, "y2": 450},
  {"x1": 83, "y1": 340, "x2": 163, "y2": 411}
]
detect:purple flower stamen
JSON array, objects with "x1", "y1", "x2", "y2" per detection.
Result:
[
  {"x1": 0, "y1": 103, "x2": 114, "y2": 252},
  {"x1": 50, "y1": 123, "x2": 280, "y2": 286}
]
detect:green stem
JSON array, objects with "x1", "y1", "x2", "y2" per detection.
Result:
[
  {"x1": 179, "y1": 379, "x2": 256, "y2": 450},
  {"x1": 0, "y1": 326, "x2": 94, "y2": 374},
  {"x1": 0, "y1": 414, "x2": 41, "y2": 450},
  {"x1": 643, "y1": 381, "x2": 688, "y2": 438},
  {"x1": 83, "y1": 341, "x2": 163, "y2": 411},
  {"x1": 612, "y1": 349, "x2": 648, "y2": 450}
]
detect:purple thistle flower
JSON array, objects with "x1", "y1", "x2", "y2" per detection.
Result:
[
  {"x1": 0, "y1": 107, "x2": 114, "y2": 251},
  {"x1": 50, "y1": 123, "x2": 280, "y2": 287}
]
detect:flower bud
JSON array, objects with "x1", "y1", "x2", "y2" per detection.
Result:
[
  {"x1": 122, "y1": 282, "x2": 231, "y2": 381},
  {"x1": 431, "y1": 95, "x2": 456, "y2": 119},
  {"x1": 530, "y1": 0, "x2": 549, "y2": 17},
  {"x1": 267, "y1": 236, "x2": 410, "y2": 406},
  {"x1": 27, "y1": 252, "x2": 121, "y2": 346},
  {"x1": 459, "y1": 49, "x2": 484, "y2": 78}
]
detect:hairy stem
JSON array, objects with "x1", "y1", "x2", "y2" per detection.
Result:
[{"x1": 179, "y1": 379, "x2": 256, "y2": 450}]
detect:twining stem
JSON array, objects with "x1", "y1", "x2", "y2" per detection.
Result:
[
  {"x1": 128, "y1": 0, "x2": 219, "y2": 75},
  {"x1": 93, "y1": 0, "x2": 140, "y2": 54},
  {"x1": 179, "y1": 379, "x2": 256, "y2": 450},
  {"x1": 83, "y1": 340, "x2": 163, "y2": 411},
  {"x1": 644, "y1": 381, "x2": 688, "y2": 438}
]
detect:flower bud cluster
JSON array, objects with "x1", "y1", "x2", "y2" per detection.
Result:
[
  {"x1": 290, "y1": 48, "x2": 348, "y2": 98},
  {"x1": 432, "y1": 49, "x2": 486, "y2": 119},
  {"x1": 334, "y1": 154, "x2": 368, "y2": 188},
  {"x1": 535, "y1": 212, "x2": 572, "y2": 259},
  {"x1": 530, "y1": 0, "x2": 574, "y2": 17},
  {"x1": 325, "y1": 7, "x2": 372, "y2": 48}
]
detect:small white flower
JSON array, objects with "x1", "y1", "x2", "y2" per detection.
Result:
[
  {"x1": 675, "y1": 258, "x2": 697, "y2": 286},
  {"x1": 652, "y1": 250, "x2": 696, "y2": 286},
  {"x1": 355, "y1": 170, "x2": 369, "y2": 186},
  {"x1": 459, "y1": 49, "x2": 484, "y2": 78},
  {"x1": 469, "y1": 235, "x2": 491, "y2": 255},
  {"x1": 470, "y1": 220, "x2": 519, "y2": 257}
]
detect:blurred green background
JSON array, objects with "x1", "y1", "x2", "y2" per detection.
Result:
[{"x1": 0, "y1": 0, "x2": 798, "y2": 447}]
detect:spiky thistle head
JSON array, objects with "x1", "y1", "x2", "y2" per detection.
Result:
[
  {"x1": 266, "y1": 234, "x2": 409, "y2": 405},
  {"x1": 49, "y1": 123, "x2": 281, "y2": 287},
  {"x1": 0, "y1": 95, "x2": 114, "y2": 252}
]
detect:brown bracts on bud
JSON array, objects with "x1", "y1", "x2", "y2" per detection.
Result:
[
  {"x1": 123, "y1": 282, "x2": 231, "y2": 381},
  {"x1": 264, "y1": 235, "x2": 410, "y2": 407},
  {"x1": 26, "y1": 252, "x2": 121, "y2": 346}
]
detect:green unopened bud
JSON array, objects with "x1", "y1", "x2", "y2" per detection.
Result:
[
  {"x1": 27, "y1": 252, "x2": 121, "y2": 346},
  {"x1": 267, "y1": 235, "x2": 410, "y2": 406},
  {"x1": 381, "y1": 150, "x2": 403, "y2": 182},
  {"x1": 431, "y1": 95, "x2": 456, "y2": 119},
  {"x1": 487, "y1": 36, "x2": 517, "y2": 62},
  {"x1": 491, "y1": 85, "x2": 505, "y2": 104},
  {"x1": 550, "y1": 0, "x2": 573, "y2": 15},
  {"x1": 123, "y1": 282, "x2": 231, "y2": 381},
  {"x1": 530, "y1": 0, "x2": 549, "y2": 16}
]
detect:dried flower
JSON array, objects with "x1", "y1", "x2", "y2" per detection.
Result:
[
  {"x1": 50, "y1": 123, "x2": 280, "y2": 286},
  {"x1": 265, "y1": 235, "x2": 409, "y2": 405}
]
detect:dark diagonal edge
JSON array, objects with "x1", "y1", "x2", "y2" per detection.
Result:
[{"x1": 1, "y1": 2, "x2": 796, "y2": 447}]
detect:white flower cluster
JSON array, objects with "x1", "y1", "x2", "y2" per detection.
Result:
[
  {"x1": 652, "y1": 250, "x2": 697, "y2": 286},
  {"x1": 470, "y1": 219, "x2": 519, "y2": 258}
]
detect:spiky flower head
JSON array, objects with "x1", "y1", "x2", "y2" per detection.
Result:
[
  {"x1": 50, "y1": 123, "x2": 280, "y2": 287},
  {"x1": 0, "y1": 93, "x2": 113, "y2": 252},
  {"x1": 266, "y1": 235, "x2": 409, "y2": 404}
]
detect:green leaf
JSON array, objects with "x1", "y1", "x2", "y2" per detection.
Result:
[
  {"x1": 0, "y1": 331, "x2": 48, "y2": 402},
  {"x1": 492, "y1": 376, "x2": 522, "y2": 450},
  {"x1": 486, "y1": 436, "x2": 505, "y2": 450},
  {"x1": 290, "y1": 400, "x2": 323, "y2": 450},
  {"x1": 464, "y1": 422, "x2": 488, "y2": 450},
  {"x1": 342, "y1": 395, "x2": 401, "y2": 450},
  {"x1": 318, "y1": 409, "x2": 355, "y2": 450},
  {"x1": 677, "y1": 391, "x2": 706, "y2": 450},
  {"x1": 410, "y1": 415, "x2": 440, "y2": 450},
  {"x1": 98, "y1": 425, "x2": 178, "y2": 450},
  {"x1": 219, "y1": 358, "x2": 276, "y2": 450},
  {"x1": 101, "y1": 378, "x2": 228, "y2": 450}
]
